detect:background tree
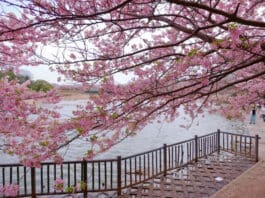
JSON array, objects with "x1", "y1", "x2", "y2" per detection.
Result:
[
  {"x1": 0, "y1": 70, "x2": 17, "y2": 81},
  {"x1": 0, "y1": 0, "x2": 265, "y2": 165},
  {"x1": 0, "y1": 69, "x2": 31, "y2": 83},
  {"x1": 28, "y1": 79, "x2": 53, "y2": 92}
]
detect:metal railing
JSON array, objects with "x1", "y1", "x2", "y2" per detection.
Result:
[
  {"x1": 0, "y1": 130, "x2": 259, "y2": 197},
  {"x1": 219, "y1": 131, "x2": 259, "y2": 161}
]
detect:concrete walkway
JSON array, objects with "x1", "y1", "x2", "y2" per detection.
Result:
[{"x1": 212, "y1": 111, "x2": 265, "y2": 198}]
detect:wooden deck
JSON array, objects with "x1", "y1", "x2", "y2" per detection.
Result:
[{"x1": 120, "y1": 151, "x2": 255, "y2": 198}]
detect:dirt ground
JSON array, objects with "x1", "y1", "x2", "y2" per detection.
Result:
[{"x1": 212, "y1": 110, "x2": 265, "y2": 198}]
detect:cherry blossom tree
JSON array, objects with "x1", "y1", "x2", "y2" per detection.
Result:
[{"x1": 0, "y1": 0, "x2": 265, "y2": 165}]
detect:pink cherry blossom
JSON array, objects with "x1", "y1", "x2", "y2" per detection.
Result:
[
  {"x1": 0, "y1": 184, "x2": 19, "y2": 197},
  {"x1": 0, "y1": 0, "x2": 264, "y2": 166}
]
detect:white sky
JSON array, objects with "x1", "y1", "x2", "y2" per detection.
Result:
[
  {"x1": 21, "y1": 65, "x2": 133, "y2": 85},
  {"x1": 20, "y1": 65, "x2": 67, "y2": 84},
  {"x1": 1, "y1": 1, "x2": 152, "y2": 85}
]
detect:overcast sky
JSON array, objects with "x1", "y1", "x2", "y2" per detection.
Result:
[
  {"x1": 20, "y1": 65, "x2": 67, "y2": 84},
  {"x1": 20, "y1": 65, "x2": 133, "y2": 85}
]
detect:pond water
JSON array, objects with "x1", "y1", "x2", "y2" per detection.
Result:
[{"x1": 0, "y1": 100, "x2": 248, "y2": 163}]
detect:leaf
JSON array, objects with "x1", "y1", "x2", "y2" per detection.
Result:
[
  {"x1": 90, "y1": 134, "x2": 98, "y2": 142},
  {"x1": 110, "y1": 112, "x2": 118, "y2": 119},
  {"x1": 76, "y1": 127, "x2": 84, "y2": 134},
  {"x1": 64, "y1": 186, "x2": 74, "y2": 193}
]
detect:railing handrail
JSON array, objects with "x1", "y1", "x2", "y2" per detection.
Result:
[
  {"x1": 220, "y1": 131, "x2": 257, "y2": 139},
  {"x1": 197, "y1": 131, "x2": 217, "y2": 139},
  {"x1": 122, "y1": 146, "x2": 163, "y2": 160},
  {"x1": 0, "y1": 130, "x2": 259, "y2": 198}
]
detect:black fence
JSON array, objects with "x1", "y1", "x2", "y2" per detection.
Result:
[{"x1": 0, "y1": 130, "x2": 259, "y2": 197}]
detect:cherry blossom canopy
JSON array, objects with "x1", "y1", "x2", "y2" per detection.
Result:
[{"x1": 0, "y1": 0, "x2": 264, "y2": 166}]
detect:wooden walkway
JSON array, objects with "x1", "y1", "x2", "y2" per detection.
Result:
[{"x1": 120, "y1": 151, "x2": 255, "y2": 198}]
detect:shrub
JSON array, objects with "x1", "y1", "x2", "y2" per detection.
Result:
[{"x1": 28, "y1": 80, "x2": 53, "y2": 92}]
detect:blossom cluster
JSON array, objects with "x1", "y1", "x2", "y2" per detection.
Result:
[{"x1": 0, "y1": 184, "x2": 19, "y2": 197}]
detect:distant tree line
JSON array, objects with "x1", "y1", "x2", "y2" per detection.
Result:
[{"x1": 0, "y1": 70, "x2": 53, "y2": 92}]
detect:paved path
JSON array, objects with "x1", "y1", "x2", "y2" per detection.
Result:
[
  {"x1": 247, "y1": 111, "x2": 265, "y2": 160},
  {"x1": 212, "y1": 111, "x2": 265, "y2": 198}
]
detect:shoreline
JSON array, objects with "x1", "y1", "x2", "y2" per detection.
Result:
[{"x1": 59, "y1": 89, "x2": 91, "y2": 101}]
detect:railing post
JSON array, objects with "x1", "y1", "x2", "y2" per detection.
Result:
[
  {"x1": 117, "y1": 156, "x2": 122, "y2": 197},
  {"x1": 217, "y1": 129, "x2": 221, "y2": 154},
  {"x1": 163, "y1": 144, "x2": 167, "y2": 176},
  {"x1": 255, "y1": 135, "x2": 259, "y2": 162},
  {"x1": 31, "y1": 167, "x2": 36, "y2": 198},
  {"x1": 82, "y1": 159, "x2": 88, "y2": 197},
  {"x1": 194, "y1": 135, "x2": 198, "y2": 162}
]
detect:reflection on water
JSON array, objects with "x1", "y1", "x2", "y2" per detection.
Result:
[{"x1": 0, "y1": 100, "x2": 248, "y2": 163}]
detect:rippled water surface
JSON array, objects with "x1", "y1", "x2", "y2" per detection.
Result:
[{"x1": 0, "y1": 100, "x2": 248, "y2": 163}]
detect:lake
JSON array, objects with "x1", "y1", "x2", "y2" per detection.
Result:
[{"x1": 0, "y1": 100, "x2": 248, "y2": 163}]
